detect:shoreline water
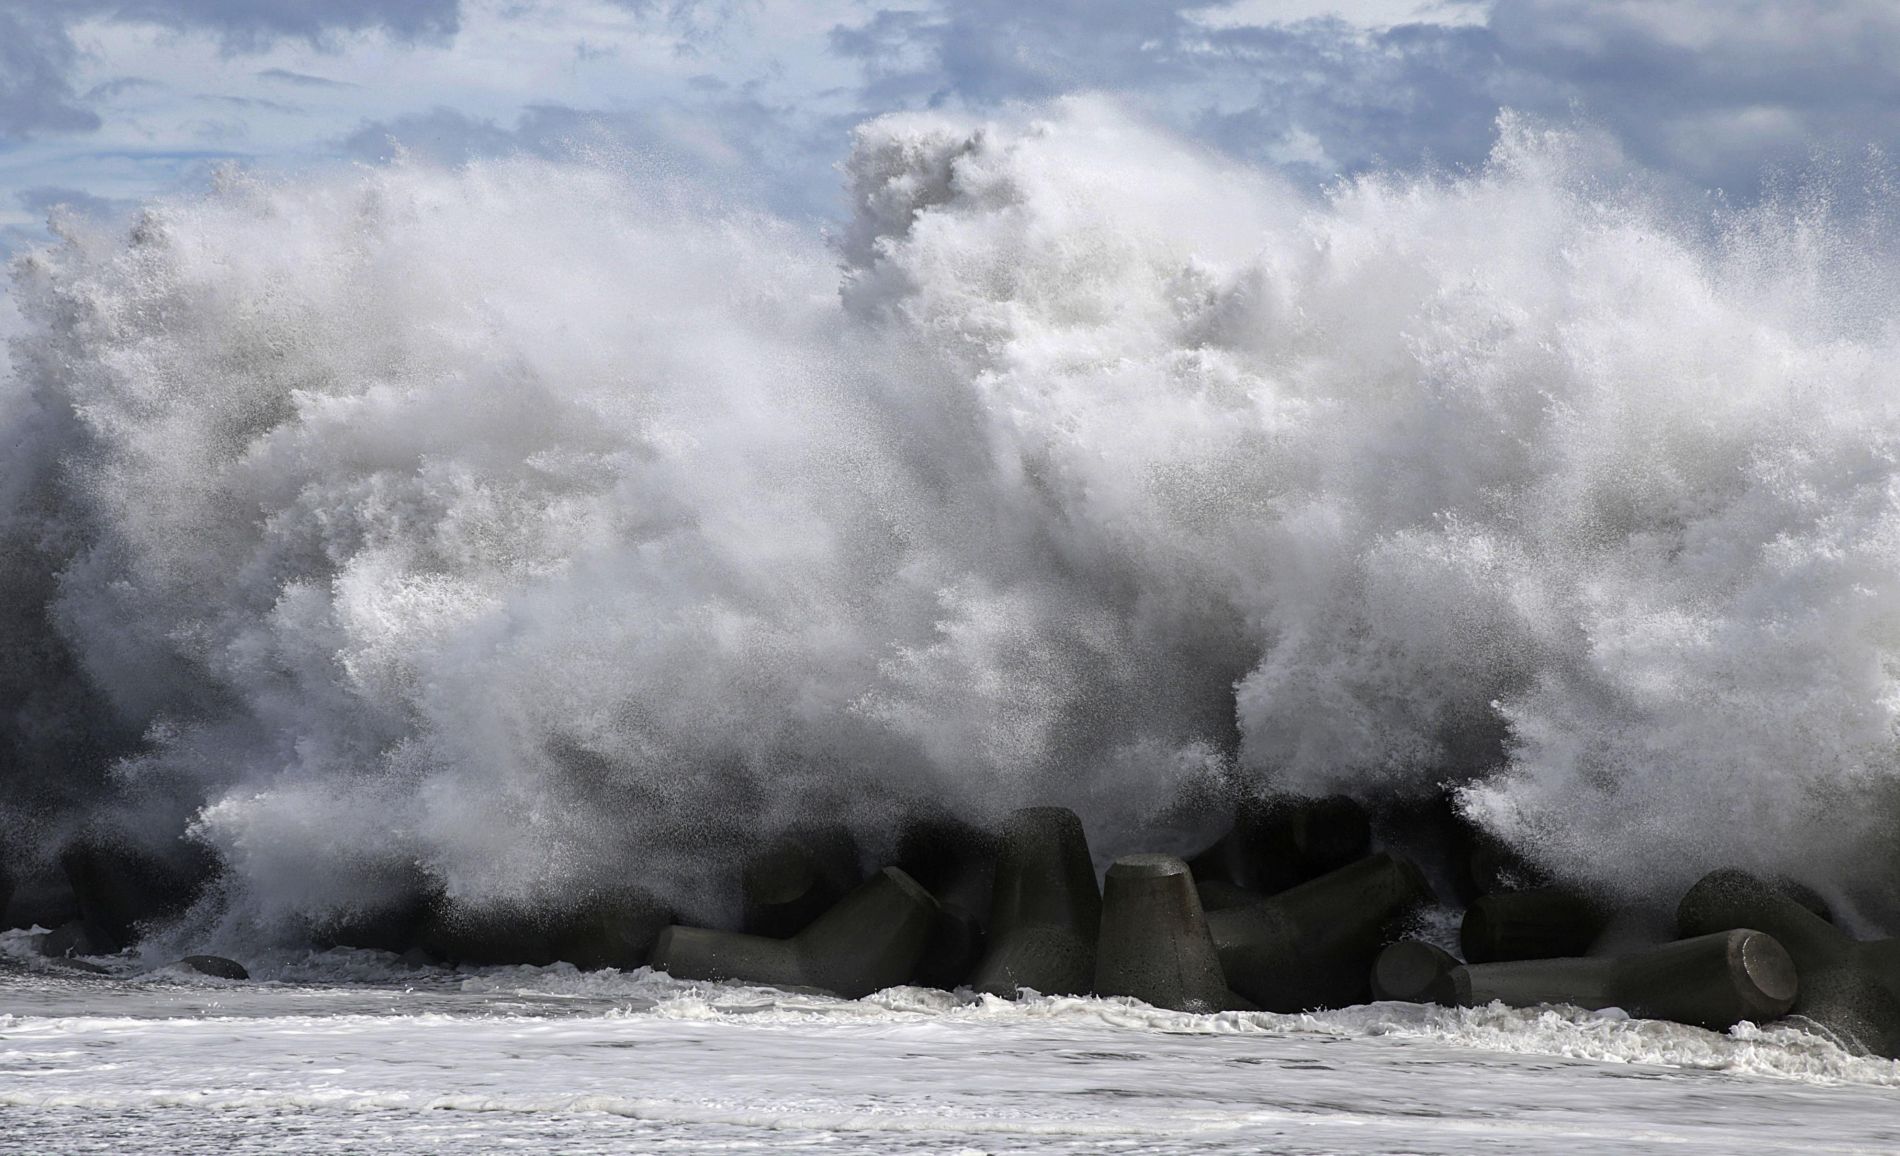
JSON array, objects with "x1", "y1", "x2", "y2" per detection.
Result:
[{"x1": 4, "y1": 932, "x2": 1898, "y2": 1154}]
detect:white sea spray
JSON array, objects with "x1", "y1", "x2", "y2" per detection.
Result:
[{"x1": 5, "y1": 98, "x2": 1900, "y2": 937}]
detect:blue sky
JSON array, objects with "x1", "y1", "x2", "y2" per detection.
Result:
[{"x1": 2, "y1": 0, "x2": 1899, "y2": 257}]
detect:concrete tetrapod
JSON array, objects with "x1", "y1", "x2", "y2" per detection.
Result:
[
  {"x1": 1189, "y1": 795, "x2": 1371, "y2": 894},
  {"x1": 1370, "y1": 938, "x2": 1460, "y2": 1003},
  {"x1": 1460, "y1": 887, "x2": 1608, "y2": 963},
  {"x1": 1678, "y1": 868, "x2": 1900, "y2": 1057},
  {"x1": 652, "y1": 866, "x2": 940, "y2": 999},
  {"x1": 1194, "y1": 879, "x2": 1263, "y2": 913},
  {"x1": 895, "y1": 816, "x2": 998, "y2": 990},
  {"x1": 60, "y1": 836, "x2": 214, "y2": 953},
  {"x1": 740, "y1": 827, "x2": 862, "y2": 939},
  {"x1": 1374, "y1": 794, "x2": 1541, "y2": 903},
  {"x1": 420, "y1": 886, "x2": 671, "y2": 969},
  {"x1": 1371, "y1": 930, "x2": 1798, "y2": 1032},
  {"x1": 1093, "y1": 855, "x2": 1244, "y2": 1013},
  {"x1": 1206, "y1": 852, "x2": 1432, "y2": 1012},
  {"x1": 970, "y1": 806, "x2": 1102, "y2": 998}
]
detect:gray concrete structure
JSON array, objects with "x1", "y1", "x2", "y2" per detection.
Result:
[
  {"x1": 1442, "y1": 930, "x2": 1796, "y2": 1031},
  {"x1": 971, "y1": 807, "x2": 1102, "y2": 998},
  {"x1": 896, "y1": 816, "x2": 997, "y2": 989},
  {"x1": 1194, "y1": 879, "x2": 1262, "y2": 912},
  {"x1": 1190, "y1": 795, "x2": 1371, "y2": 894},
  {"x1": 1460, "y1": 887, "x2": 1607, "y2": 963},
  {"x1": 39, "y1": 919, "x2": 110, "y2": 959},
  {"x1": 1679, "y1": 868, "x2": 1900, "y2": 1056},
  {"x1": 652, "y1": 866, "x2": 940, "y2": 999},
  {"x1": 1207, "y1": 852, "x2": 1432, "y2": 1011},
  {"x1": 60, "y1": 834, "x2": 214, "y2": 954},
  {"x1": 419, "y1": 885, "x2": 670, "y2": 970},
  {"x1": 1370, "y1": 938, "x2": 1460, "y2": 1003},
  {"x1": 741, "y1": 827, "x2": 862, "y2": 939},
  {"x1": 545, "y1": 886, "x2": 673, "y2": 971},
  {"x1": 1093, "y1": 855, "x2": 1238, "y2": 1013},
  {"x1": 1373, "y1": 795, "x2": 1541, "y2": 903}
]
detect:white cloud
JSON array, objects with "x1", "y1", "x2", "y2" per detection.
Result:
[{"x1": 1187, "y1": 0, "x2": 1488, "y2": 30}]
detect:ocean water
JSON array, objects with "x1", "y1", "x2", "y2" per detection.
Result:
[{"x1": 3, "y1": 937, "x2": 1898, "y2": 1154}]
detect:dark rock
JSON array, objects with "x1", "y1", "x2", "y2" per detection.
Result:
[
  {"x1": 43, "y1": 956, "x2": 109, "y2": 975},
  {"x1": 1093, "y1": 854, "x2": 1244, "y2": 1013},
  {"x1": 1376, "y1": 929, "x2": 1799, "y2": 1033},
  {"x1": 1461, "y1": 887, "x2": 1608, "y2": 963},
  {"x1": 1679, "y1": 868, "x2": 1900, "y2": 1057},
  {"x1": 970, "y1": 807, "x2": 1102, "y2": 998},
  {"x1": 177, "y1": 954, "x2": 249, "y2": 981},
  {"x1": 742, "y1": 827, "x2": 862, "y2": 939},
  {"x1": 652, "y1": 866, "x2": 940, "y2": 999},
  {"x1": 1190, "y1": 795, "x2": 1370, "y2": 894},
  {"x1": 1207, "y1": 852, "x2": 1434, "y2": 1012}
]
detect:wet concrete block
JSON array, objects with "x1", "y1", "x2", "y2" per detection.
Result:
[
  {"x1": 650, "y1": 924, "x2": 806, "y2": 991},
  {"x1": 4, "y1": 872, "x2": 80, "y2": 933},
  {"x1": 1460, "y1": 887, "x2": 1609, "y2": 964},
  {"x1": 896, "y1": 815, "x2": 997, "y2": 989},
  {"x1": 1207, "y1": 852, "x2": 1433, "y2": 1012},
  {"x1": 971, "y1": 807, "x2": 1102, "y2": 998},
  {"x1": 1193, "y1": 879, "x2": 1264, "y2": 913},
  {"x1": 60, "y1": 834, "x2": 215, "y2": 953},
  {"x1": 741, "y1": 827, "x2": 862, "y2": 939},
  {"x1": 1370, "y1": 939, "x2": 1461, "y2": 1003},
  {"x1": 40, "y1": 919, "x2": 111, "y2": 960},
  {"x1": 1434, "y1": 930, "x2": 1798, "y2": 1032},
  {"x1": 1371, "y1": 795, "x2": 1541, "y2": 904},
  {"x1": 1093, "y1": 855, "x2": 1238, "y2": 1013},
  {"x1": 1189, "y1": 795, "x2": 1371, "y2": 894},
  {"x1": 546, "y1": 886, "x2": 674, "y2": 971},
  {"x1": 653, "y1": 866, "x2": 940, "y2": 999},
  {"x1": 417, "y1": 884, "x2": 671, "y2": 971},
  {"x1": 1679, "y1": 868, "x2": 1900, "y2": 1057}
]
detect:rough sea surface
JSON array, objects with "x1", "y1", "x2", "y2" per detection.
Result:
[{"x1": 2, "y1": 935, "x2": 1896, "y2": 1154}]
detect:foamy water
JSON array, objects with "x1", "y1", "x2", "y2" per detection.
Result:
[{"x1": 3, "y1": 933, "x2": 1898, "y2": 1155}]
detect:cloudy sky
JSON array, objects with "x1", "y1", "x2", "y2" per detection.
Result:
[{"x1": 1, "y1": 0, "x2": 1898, "y2": 257}]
